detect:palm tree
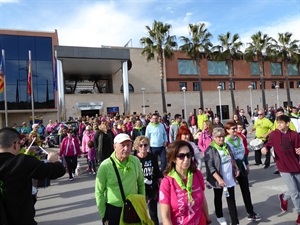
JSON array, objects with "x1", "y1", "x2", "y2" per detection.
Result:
[
  {"x1": 140, "y1": 20, "x2": 177, "y2": 113},
  {"x1": 271, "y1": 32, "x2": 300, "y2": 106},
  {"x1": 212, "y1": 32, "x2": 243, "y2": 115},
  {"x1": 179, "y1": 23, "x2": 213, "y2": 109},
  {"x1": 244, "y1": 31, "x2": 273, "y2": 110}
]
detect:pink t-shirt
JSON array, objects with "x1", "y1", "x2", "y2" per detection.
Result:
[{"x1": 159, "y1": 170, "x2": 205, "y2": 225}]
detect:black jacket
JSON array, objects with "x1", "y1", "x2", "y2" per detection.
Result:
[{"x1": 0, "y1": 153, "x2": 65, "y2": 225}]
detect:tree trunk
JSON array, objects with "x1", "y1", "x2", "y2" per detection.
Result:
[
  {"x1": 259, "y1": 61, "x2": 267, "y2": 110},
  {"x1": 283, "y1": 61, "x2": 291, "y2": 106},
  {"x1": 228, "y1": 60, "x2": 236, "y2": 115},
  {"x1": 158, "y1": 52, "x2": 167, "y2": 113},
  {"x1": 196, "y1": 60, "x2": 204, "y2": 109}
]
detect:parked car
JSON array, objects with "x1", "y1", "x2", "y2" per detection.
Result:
[{"x1": 46, "y1": 121, "x2": 80, "y2": 147}]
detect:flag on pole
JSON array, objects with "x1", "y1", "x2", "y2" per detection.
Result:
[
  {"x1": 27, "y1": 52, "x2": 32, "y2": 95},
  {"x1": 0, "y1": 52, "x2": 5, "y2": 93}
]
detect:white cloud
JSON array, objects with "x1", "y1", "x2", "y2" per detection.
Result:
[
  {"x1": 50, "y1": 2, "x2": 151, "y2": 48},
  {"x1": 240, "y1": 15, "x2": 300, "y2": 46}
]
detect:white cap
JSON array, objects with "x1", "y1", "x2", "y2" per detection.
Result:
[{"x1": 114, "y1": 133, "x2": 132, "y2": 144}]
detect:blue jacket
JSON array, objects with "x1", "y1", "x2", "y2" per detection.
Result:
[{"x1": 145, "y1": 123, "x2": 168, "y2": 147}]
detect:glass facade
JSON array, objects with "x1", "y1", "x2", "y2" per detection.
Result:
[
  {"x1": 0, "y1": 34, "x2": 55, "y2": 110},
  {"x1": 250, "y1": 62, "x2": 260, "y2": 75},
  {"x1": 288, "y1": 63, "x2": 299, "y2": 75},
  {"x1": 271, "y1": 62, "x2": 282, "y2": 75},
  {"x1": 178, "y1": 59, "x2": 198, "y2": 75},
  {"x1": 208, "y1": 61, "x2": 228, "y2": 75}
]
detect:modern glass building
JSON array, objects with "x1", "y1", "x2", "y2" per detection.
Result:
[{"x1": 0, "y1": 33, "x2": 56, "y2": 110}]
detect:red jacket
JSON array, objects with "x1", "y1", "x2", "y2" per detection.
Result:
[
  {"x1": 264, "y1": 129, "x2": 300, "y2": 173},
  {"x1": 60, "y1": 136, "x2": 81, "y2": 157}
]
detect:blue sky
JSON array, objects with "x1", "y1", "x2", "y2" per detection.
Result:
[{"x1": 0, "y1": 0, "x2": 299, "y2": 48}]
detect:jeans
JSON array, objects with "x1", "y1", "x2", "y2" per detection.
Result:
[
  {"x1": 150, "y1": 146, "x2": 166, "y2": 171},
  {"x1": 64, "y1": 155, "x2": 78, "y2": 179},
  {"x1": 280, "y1": 172, "x2": 300, "y2": 214},
  {"x1": 214, "y1": 187, "x2": 239, "y2": 225},
  {"x1": 237, "y1": 175, "x2": 254, "y2": 214}
]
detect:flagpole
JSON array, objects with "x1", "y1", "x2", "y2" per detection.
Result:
[
  {"x1": 2, "y1": 49, "x2": 8, "y2": 127},
  {"x1": 29, "y1": 50, "x2": 35, "y2": 124}
]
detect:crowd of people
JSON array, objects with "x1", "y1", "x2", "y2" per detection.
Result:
[{"x1": 1, "y1": 105, "x2": 300, "y2": 225}]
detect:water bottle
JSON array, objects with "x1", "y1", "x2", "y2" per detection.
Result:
[{"x1": 223, "y1": 187, "x2": 230, "y2": 197}]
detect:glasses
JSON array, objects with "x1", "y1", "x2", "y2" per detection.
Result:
[
  {"x1": 176, "y1": 152, "x2": 192, "y2": 160},
  {"x1": 258, "y1": 114, "x2": 263, "y2": 116},
  {"x1": 14, "y1": 141, "x2": 21, "y2": 145},
  {"x1": 139, "y1": 144, "x2": 148, "y2": 148}
]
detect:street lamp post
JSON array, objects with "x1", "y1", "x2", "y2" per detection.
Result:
[
  {"x1": 248, "y1": 85, "x2": 253, "y2": 117},
  {"x1": 275, "y1": 85, "x2": 279, "y2": 108},
  {"x1": 141, "y1": 87, "x2": 145, "y2": 115},
  {"x1": 182, "y1": 86, "x2": 187, "y2": 120},
  {"x1": 217, "y1": 85, "x2": 222, "y2": 122}
]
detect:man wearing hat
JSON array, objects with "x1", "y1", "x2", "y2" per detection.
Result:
[{"x1": 95, "y1": 133, "x2": 145, "y2": 225}]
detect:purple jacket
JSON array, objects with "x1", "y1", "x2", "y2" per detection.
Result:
[{"x1": 88, "y1": 147, "x2": 96, "y2": 161}]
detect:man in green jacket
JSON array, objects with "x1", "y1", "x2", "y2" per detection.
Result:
[{"x1": 95, "y1": 133, "x2": 145, "y2": 225}]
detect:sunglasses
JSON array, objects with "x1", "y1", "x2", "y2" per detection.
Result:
[
  {"x1": 176, "y1": 152, "x2": 192, "y2": 160},
  {"x1": 258, "y1": 114, "x2": 263, "y2": 116},
  {"x1": 14, "y1": 141, "x2": 21, "y2": 145},
  {"x1": 139, "y1": 144, "x2": 148, "y2": 148}
]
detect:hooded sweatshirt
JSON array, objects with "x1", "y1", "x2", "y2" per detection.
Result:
[{"x1": 264, "y1": 129, "x2": 300, "y2": 173}]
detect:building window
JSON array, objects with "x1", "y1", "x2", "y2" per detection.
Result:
[
  {"x1": 259, "y1": 81, "x2": 266, "y2": 89},
  {"x1": 297, "y1": 81, "x2": 300, "y2": 88},
  {"x1": 250, "y1": 62, "x2": 260, "y2": 75},
  {"x1": 228, "y1": 82, "x2": 235, "y2": 90},
  {"x1": 279, "y1": 81, "x2": 284, "y2": 88},
  {"x1": 178, "y1": 59, "x2": 198, "y2": 75},
  {"x1": 288, "y1": 63, "x2": 299, "y2": 75},
  {"x1": 271, "y1": 81, "x2": 277, "y2": 89},
  {"x1": 193, "y1": 82, "x2": 199, "y2": 91},
  {"x1": 208, "y1": 61, "x2": 228, "y2": 75},
  {"x1": 179, "y1": 82, "x2": 187, "y2": 91},
  {"x1": 290, "y1": 81, "x2": 294, "y2": 88},
  {"x1": 218, "y1": 82, "x2": 225, "y2": 90},
  {"x1": 271, "y1": 62, "x2": 282, "y2": 75},
  {"x1": 120, "y1": 84, "x2": 134, "y2": 93},
  {"x1": 251, "y1": 81, "x2": 257, "y2": 89}
]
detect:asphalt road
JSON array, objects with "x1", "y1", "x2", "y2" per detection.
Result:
[{"x1": 35, "y1": 131, "x2": 298, "y2": 225}]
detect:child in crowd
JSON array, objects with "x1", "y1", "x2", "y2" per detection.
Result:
[{"x1": 87, "y1": 140, "x2": 97, "y2": 175}]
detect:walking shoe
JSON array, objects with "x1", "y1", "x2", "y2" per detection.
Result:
[
  {"x1": 247, "y1": 213, "x2": 262, "y2": 221},
  {"x1": 216, "y1": 217, "x2": 227, "y2": 225},
  {"x1": 69, "y1": 177, "x2": 74, "y2": 181},
  {"x1": 279, "y1": 193, "x2": 288, "y2": 211},
  {"x1": 296, "y1": 214, "x2": 300, "y2": 225}
]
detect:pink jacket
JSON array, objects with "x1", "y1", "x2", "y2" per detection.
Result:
[
  {"x1": 60, "y1": 136, "x2": 81, "y2": 157},
  {"x1": 81, "y1": 130, "x2": 95, "y2": 154},
  {"x1": 198, "y1": 130, "x2": 213, "y2": 154}
]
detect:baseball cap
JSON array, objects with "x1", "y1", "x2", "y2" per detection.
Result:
[{"x1": 114, "y1": 133, "x2": 132, "y2": 144}]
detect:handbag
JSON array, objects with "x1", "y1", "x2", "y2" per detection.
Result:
[{"x1": 110, "y1": 157, "x2": 141, "y2": 223}]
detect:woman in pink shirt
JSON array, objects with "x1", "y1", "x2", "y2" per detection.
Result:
[
  {"x1": 159, "y1": 140, "x2": 211, "y2": 225},
  {"x1": 59, "y1": 129, "x2": 81, "y2": 181}
]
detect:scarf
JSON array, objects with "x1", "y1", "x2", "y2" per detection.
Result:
[
  {"x1": 168, "y1": 168, "x2": 193, "y2": 203},
  {"x1": 202, "y1": 129, "x2": 212, "y2": 140},
  {"x1": 210, "y1": 141, "x2": 229, "y2": 156},
  {"x1": 225, "y1": 136, "x2": 241, "y2": 149},
  {"x1": 111, "y1": 152, "x2": 132, "y2": 173}
]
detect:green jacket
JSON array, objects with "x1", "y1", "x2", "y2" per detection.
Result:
[{"x1": 95, "y1": 152, "x2": 145, "y2": 219}]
